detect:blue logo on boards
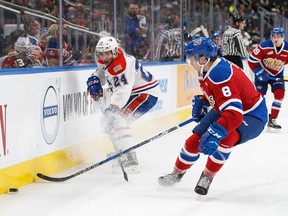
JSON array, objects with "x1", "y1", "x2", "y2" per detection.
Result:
[
  {"x1": 40, "y1": 79, "x2": 60, "y2": 144},
  {"x1": 43, "y1": 105, "x2": 58, "y2": 118},
  {"x1": 158, "y1": 79, "x2": 168, "y2": 93}
]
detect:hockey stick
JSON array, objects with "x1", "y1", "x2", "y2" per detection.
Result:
[
  {"x1": 116, "y1": 152, "x2": 128, "y2": 181},
  {"x1": 37, "y1": 117, "x2": 194, "y2": 182},
  {"x1": 109, "y1": 135, "x2": 129, "y2": 182}
]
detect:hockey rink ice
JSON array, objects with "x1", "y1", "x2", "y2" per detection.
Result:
[{"x1": 1, "y1": 92, "x2": 288, "y2": 216}]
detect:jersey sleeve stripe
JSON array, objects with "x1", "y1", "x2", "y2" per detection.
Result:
[
  {"x1": 219, "y1": 98, "x2": 242, "y2": 111},
  {"x1": 132, "y1": 80, "x2": 158, "y2": 94}
]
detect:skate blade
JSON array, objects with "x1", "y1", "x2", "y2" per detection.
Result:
[
  {"x1": 195, "y1": 194, "x2": 206, "y2": 201},
  {"x1": 111, "y1": 165, "x2": 140, "y2": 174},
  {"x1": 266, "y1": 127, "x2": 282, "y2": 133},
  {"x1": 124, "y1": 165, "x2": 140, "y2": 174},
  {"x1": 157, "y1": 182, "x2": 176, "y2": 189}
]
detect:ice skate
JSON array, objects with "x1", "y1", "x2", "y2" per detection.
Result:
[
  {"x1": 107, "y1": 151, "x2": 140, "y2": 174},
  {"x1": 122, "y1": 151, "x2": 140, "y2": 173},
  {"x1": 158, "y1": 171, "x2": 185, "y2": 186},
  {"x1": 194, "y1": 172, "x2": 214, "y2": 195},
  {"x1": 106, "y1": 151, "x2": 121, "y2": 169},
  {"x1": 267, "y1": 115, "x2": 281, "y2": 129}
]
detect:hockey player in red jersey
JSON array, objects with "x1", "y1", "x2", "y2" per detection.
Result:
[
  {"x1": 86, "y1": 36, "x2": 159, "y2": 173},
  {"x1": 248, "y1": 27, "x2": 288, "y2": 129},
  {"x1": 158, "y1": 37, "x2": 268, "y2": 195}
]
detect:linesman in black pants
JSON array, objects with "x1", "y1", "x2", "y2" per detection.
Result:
[{"x1": 221, "y1": 15, "x2": 249, "y2": 69}]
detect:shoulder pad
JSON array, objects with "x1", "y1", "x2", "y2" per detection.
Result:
[
  {"x1": 208, "y1": 60, "x2": 232, "y2": 83},
  {"x1": 283, "y1": 41, "x2": 288, "y2": 50},
  {"x1": 260, "y1": 39, "x2": 274, "y2": 49}
]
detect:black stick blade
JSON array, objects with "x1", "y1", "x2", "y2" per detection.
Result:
[{"x1": 37, "y1": 173, "x2": 73, "y2": 182}]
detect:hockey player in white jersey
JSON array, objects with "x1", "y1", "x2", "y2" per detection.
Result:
[{"x1": 86, "y1": 36, "x2": 160, "y2": 173}]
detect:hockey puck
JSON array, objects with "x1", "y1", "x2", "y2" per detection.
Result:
[{"x1": 9, "y1": 188, "x2": 18, "y2": 193}]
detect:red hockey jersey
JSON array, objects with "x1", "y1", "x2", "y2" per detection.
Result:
[
  {"x1": 200, "y1": 58, "x2": 266, "y2": 134},
  {"x1": 248, "y1": 39, "x2": 288, "y2": 76}
]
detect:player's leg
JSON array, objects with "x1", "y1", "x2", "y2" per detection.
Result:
[
  {"x1": 106, "y1": 93, "x2": 158, "y2": 171},
  {"x1": 158, "y1": 133, "x2": 201, "y2": 186},
  {"x1": 122, "y1": 93, "x2": 158, "y2": 124},
  {"x1": 158, "y1": 109, "x2": 220, "y2": 186},
  {"x1": 104, "y1": 112, "x2": 139, "y2": 172},
  {"x1": 254, "y1": 78, "x2": 268, "y2": 97},
  {"x1": 195, "y1": 115, "x2": 266, "y2": 195},
  {"x1": 269, "y1": 80, "x2": 285, "y2": 129},
  {"x1": 195, "y1": 130, "x2": 240, "y2": 195}
]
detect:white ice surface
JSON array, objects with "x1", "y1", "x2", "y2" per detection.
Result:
[{"x1": 1, "y1": 93, "x2": 288, "y2": 216}]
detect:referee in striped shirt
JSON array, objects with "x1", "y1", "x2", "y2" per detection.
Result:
[{"x1": 221, "y1": 15, "x2": 249, "y2": 69}]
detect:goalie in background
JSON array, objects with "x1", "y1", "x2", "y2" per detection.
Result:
[
  {"x1": 248, "y1": 27, "x2": 288, "y2": 129},
  {"x1": 86, "y1": 36, "x2": 160, "y2": 173},
  {"x1": 158, "y1": 37, "x2": 267, "y2": 196}
]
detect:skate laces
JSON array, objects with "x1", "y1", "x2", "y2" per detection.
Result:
[
  {"x1": 158, "y1": 171, "x2": 184, "y2": 186},
  {"x1": 167, "y1": 172, "x2": 181, "y2": 180},
  {"x1": 268, "y1": 116, "x2": 281, "y2": 128},
  {"x1": 198, "y1": 174, "x2": 213, "y2": 189},
  {"x1": 270, "y1": 118, "x2": 278, "y2": 125},
  {"x1": 124, "y1": 152, "x2": 139, "y2": 166}
]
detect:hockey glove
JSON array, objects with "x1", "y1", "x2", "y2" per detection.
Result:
[
  {"x1": 199, "y1": 122, "x2": 228, "y2": 155},
  {"x1": 86, "y1": 75, "x2": 103, "y2": 101},
  {"x1": 192, "y1": 95, "x2": 209, "y2": 122},
  {"x1": 254, "y1": 66, "x2": 268, "y2": 82}
]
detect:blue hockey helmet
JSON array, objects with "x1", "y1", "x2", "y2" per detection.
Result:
[
  {"x1": 271, "y1": 27, "x2": 285, "y2": 37},
  {"x1": 185, "y1": 37, "x2": 218, "y2": 60},
  {"x1": 211, "y1": 31, "x2": 222, "y2": 40}
]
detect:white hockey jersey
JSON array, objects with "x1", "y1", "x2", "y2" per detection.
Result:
[{"x1": 93, "y1": 48, "x2": 159, "y2": 108}]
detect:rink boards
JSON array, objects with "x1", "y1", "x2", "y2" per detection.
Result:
[
  {"x1": 1, "y1": 60, "x2": 286, "y2": 194},
  {"x1": 0, "y1": 63, "x2": 201, "y2": 194}
]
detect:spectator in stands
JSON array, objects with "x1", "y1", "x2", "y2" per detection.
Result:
[
  {"x1": 49, "y1": 2, "x2": 59, "y2": 18},
  {"x1": 35, "y1": 0, "x2": 56, "y2": 14},
  {"x1": 271, "y1": 2, "x2": 281, "y2": 14},
  {"x1": 1, "y1": 35, "x2": 46, "y2": 68},
  {"x1": 284, "y1": 4, "x2": 288, "y2": 18},
  {"x1": 260, "y1": 0, "x2": 270, "y2": 10},
  {"x1": 40, "y1": 23, "x2": 75, "y2": 66},
  {"x1": 78, "y1": 36, "x2": 99, "y2": 65},
  {"x1": 137, "y1": 4, "x2": 148, "y2": 39},
  {"x1": 2, "y1": 29, "x2": 25, "y2": 56},
  {"x1": 0, "y1": 25, "x2": 5, "y2": 57},
  {"x1": 65, "y1": 5, "x2": 78, "y2": 24},
  {"x1": 23, "y1": 15, "x2": 41, "y2": 47},
  {"x1": 12, "y1": 0, "x2": 28, "y2": 7},
  {"x1": 124, "y1": 2, "x2": 148, "y2": 59},
  {"x1": 27, "y1": 0, "x2": 37, "y2": 9},
  {"x1": 0, "y1": 25, "x2": 7, "y2": 67},
  {"x1": 75, "y1": 3, "x2": 89, "y2": 27}
]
